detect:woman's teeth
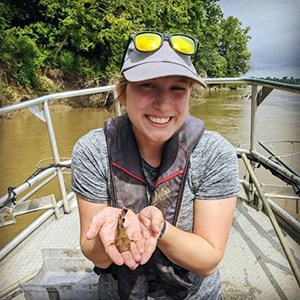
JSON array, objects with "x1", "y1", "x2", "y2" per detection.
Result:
[{"x1": 148, "y1": 116, "x2": 170, "y2": 124}]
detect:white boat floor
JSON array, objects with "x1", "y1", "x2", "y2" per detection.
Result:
[
  {"x1": 220, "y1": 200, "x2": 299, "y2": 299},
  {"x1": 0, "y1": 200, "x2": 299, "y2": 299},
  {"x1": 0, "y1": 203, "x2": 80, "y2": 299}
]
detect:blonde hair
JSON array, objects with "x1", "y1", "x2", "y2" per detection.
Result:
[{"x1": 109, "y1": 74, "x2": 127, "y2": 100}]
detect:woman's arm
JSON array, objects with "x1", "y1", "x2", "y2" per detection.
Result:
[
  {"x1": 76, "y1": 195, "x2": 112, "y2": 268},
  {"x1": 157, "y1": 196, "x2": 237, "y2": 277},
  {"x1": 77, "y1": 195, "x2": 146, "y2": 270}
]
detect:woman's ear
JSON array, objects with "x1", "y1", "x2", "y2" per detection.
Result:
[{"x1": 116, "y1": 82, "x2": 126, "y2": 107}]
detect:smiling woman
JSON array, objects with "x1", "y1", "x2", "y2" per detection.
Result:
[
  {"x1": 71, "y1": 31, "x2": 239, "y2": 300},
  {"x1": 117, "y1": 76, "x2": 191, "y2": 165}
]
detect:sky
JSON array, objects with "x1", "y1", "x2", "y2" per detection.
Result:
[{"x1": 218, "y1": 0, "x2": 300, "y2": 78}]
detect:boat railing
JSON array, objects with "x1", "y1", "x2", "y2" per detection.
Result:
[
  {"x1": 0, "y1": 85, "x2": 118, "y2": 260},
  {"x1": 0, "y1": 85, "x2": 119, "y2": 213},
  {"x1": 0, "y1": 77, "x2": 299, "y2": 283}
]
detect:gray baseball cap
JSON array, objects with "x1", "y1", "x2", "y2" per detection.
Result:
[{"x1": 120, "y1": 41, "x2": 207, "y2": 88}]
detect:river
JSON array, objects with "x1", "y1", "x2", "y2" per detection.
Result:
[{"x1": 0, "y1": 88, "x2": 299, "y2": 248}]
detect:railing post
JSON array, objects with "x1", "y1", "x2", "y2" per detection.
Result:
[
  {"x1": 43, "y1": 101, "x2": 70, "y2": 213},
  {"x1": 241, "y1": 153, "x2": 300, "y2": 286},
  {"x1": 247, "y1": 84, "x2": 260, "y2": 207},
  {"x1": 250, "y1": 84, "x2": 258, "y2": 152}
]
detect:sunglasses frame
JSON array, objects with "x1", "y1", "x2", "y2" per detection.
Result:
[{"x1": 121, "y1": 31, "x2": 199, "y2": 68}]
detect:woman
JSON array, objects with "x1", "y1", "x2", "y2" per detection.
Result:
[{"x1": 71, "y1": 31, "x2": 239, "y2": 299}]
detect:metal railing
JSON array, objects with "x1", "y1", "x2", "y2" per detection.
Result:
[
  {"x1": 204, "y1": 78, "x2": 300, "y2": 285},
  {"x1": 0, "y1": 85, "x2": 119, "y2": 210}
]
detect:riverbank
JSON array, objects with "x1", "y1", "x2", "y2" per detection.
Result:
[
  {"x1": 0, "y1": 74, "x2": 114, "y2": 117},
  {"x1": 0, "y1": 84, "x2": 111, "y2": 119}
]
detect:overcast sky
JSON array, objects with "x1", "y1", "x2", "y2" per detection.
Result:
[{"x1": 218, "y1": 0, "x2": 300, "y2": 78}]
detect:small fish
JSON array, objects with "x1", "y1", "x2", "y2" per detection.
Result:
[{"x1": 115, "y1": 207, "x2": 131, "y2": 252}]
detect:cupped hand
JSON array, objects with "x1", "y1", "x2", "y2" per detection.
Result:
[
  {"x1": 86, "y1": 207, "x2": 145, "y2": 269},
  {"x1": 138, "y1": 206, "x2": 165, "y2": 264}
]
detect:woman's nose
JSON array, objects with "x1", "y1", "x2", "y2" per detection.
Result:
[{"x1": 152, "y1": 92, "x2": 172, "y2": 109}]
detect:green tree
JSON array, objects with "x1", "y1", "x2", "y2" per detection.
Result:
[
  {"x1": 219, "y1": 16, "x2": 251, "y2": 77},
  {"x1": 0, "y1": 1, "x2": 45, "y2": 89},
  {"x1": 0, "y1": 0, "x2": 252, "y2": 92}
]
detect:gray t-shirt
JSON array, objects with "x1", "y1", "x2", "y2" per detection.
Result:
[{"x1": 71, "y1": 125, "x2": 240, "y2": 300}]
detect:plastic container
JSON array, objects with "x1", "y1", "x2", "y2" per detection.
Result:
[{"x1": 19, "y1": 248, "x2": 99, "y2": 300}]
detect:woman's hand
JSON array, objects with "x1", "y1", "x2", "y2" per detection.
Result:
[
  {"x1": 86, "y1": 207, "x2": 145, "y2": 269},
  {"x1": 138, "y1": 206, "x2": 165, "y2": 264}
]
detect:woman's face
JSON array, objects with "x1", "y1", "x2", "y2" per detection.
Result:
[{"x1": 120, "y1": 76, "x2": 191, "y2": 146}]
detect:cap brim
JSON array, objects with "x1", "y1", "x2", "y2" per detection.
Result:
[{"x1": 123, "y1": 62, "x2": 207, "y2": 88}]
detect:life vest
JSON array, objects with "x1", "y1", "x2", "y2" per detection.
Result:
[{"x1": 97, "y1": 114, "x2": 205, "y2": 299}]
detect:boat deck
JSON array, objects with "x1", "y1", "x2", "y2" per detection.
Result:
[
  {"x1": 0, "y1": 199, "x2": 299, "y2": 300},
  {"x1": 220, "y1": 200, "x2": 299, "y2": 299}
]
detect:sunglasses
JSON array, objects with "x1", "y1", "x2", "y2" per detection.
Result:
[{"x1": 122, "y1": 31, "x2": 199, "y2": 65}]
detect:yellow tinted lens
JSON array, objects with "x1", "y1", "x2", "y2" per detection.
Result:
[
  {"x1": 135, "y1": 33, "x2": 162, "y2": 52},
  {"x1": 171, "y1": 35, "x2": 195, "y2": 55}
]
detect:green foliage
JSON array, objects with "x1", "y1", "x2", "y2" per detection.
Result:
[
  {"x1": 0, "y1": 0, "x2": 252, "y2": 92},
  {"x1": 219, "y1": 16, "x2": 251, "y2": 77},
  {"x1": 1, "y1": 28, "x2": 45, "y2": 89},
  {"x1": 58, "y1": 51, "x2": 77, "y2": 77},
  {"x1": 263, "y1": 76, "x2": 300, "y2": 85}
]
